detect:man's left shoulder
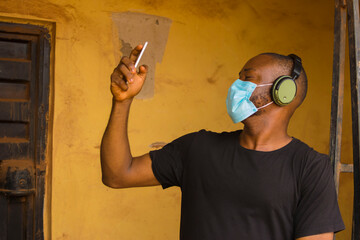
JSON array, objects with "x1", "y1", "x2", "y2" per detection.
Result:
[
  {"x1": 292, "y1": 138, "x2": 332, "y2": 175},
  {"x1": 290, "y1": 138, "x2": 330, "y2": 167},
  {"x1": 292, "y1": 138, "x2": 329, "y2": 158}
]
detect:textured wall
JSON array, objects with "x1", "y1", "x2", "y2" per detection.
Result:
[{"x1": 0, "y1": 0, "x2": 352, "y2": 239}]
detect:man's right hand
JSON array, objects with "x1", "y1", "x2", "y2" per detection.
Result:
[{"x1": 111, "y1": 45, "x2": 148, "y2": 102}]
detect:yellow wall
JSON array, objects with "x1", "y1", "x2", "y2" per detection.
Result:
[{"x1": 0, "y1": 0, "x2": 352, "y2": 239}]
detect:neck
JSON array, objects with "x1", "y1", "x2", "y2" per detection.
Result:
[{"x1": 239, "y1": 112, "x2": 292, "y2": 151}]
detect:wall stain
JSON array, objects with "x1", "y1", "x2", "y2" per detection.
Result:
[
  {"x1": 243, "y1": 0, "x2": 260, "y2": 17},
  {"x1": 185, "y1": 0, "x2": 240, "y2": 18},
  {"x1": 139, "y1": 0, "x2": 166, "y2": 9},
  {"x1": 138, "y1": 0, "x2": 240, "y2": 19},
  {"x1": 56, "y1": 233, "x2": 69, "y2": 240},
  {"x1": 207, "y1": 64, "x2": 223, "y2": 84}
]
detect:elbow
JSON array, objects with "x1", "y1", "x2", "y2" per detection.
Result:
[{"x1": 102, "y1": 176, "x2": 127, "y2": 189}]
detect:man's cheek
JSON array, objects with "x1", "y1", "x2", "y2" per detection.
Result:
[{"x1": 250, "y1": 95, "x2": 269, "y2": 107}]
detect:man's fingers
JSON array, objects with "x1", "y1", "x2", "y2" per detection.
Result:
[
  {"x1": 138, "y1": 65, "x2": 148, "y2": 80},
  {"x1": 130, "y1": 45, "x2": 143, "y2": 62},
  {"x1": 115, "y1": 79, "x2": 128, "y2": 91},
  {"x1": 119, "y1": 80, "x2": 128, "y2": 91},
  {"x1": 120, "y1": 56, "x2": 136, "y2": 73},
  {"x1": 111, "y1": 69, "x2": 128, "y2": 91},
  {"x1": 119, "y1": 64, "x2": 135, "y2": 82}
]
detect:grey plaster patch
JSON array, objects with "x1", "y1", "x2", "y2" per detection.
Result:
[{"x1": 112, "y1": 12, "x2": 172, "y2": 99}]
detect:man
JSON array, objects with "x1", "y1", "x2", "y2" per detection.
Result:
[{"x1": 101, "y1": 45, "x2": 345, "y2": 240}]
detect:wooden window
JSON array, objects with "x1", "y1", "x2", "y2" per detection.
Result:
[{"x1": 0, "y1": 22, "x2": 51, "y2": 240}]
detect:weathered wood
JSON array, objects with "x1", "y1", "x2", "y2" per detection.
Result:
[
  {"x1": 347, "y1": 0, "x2": 360, "y2": 238},
  {"x1": 0, "y1": 122, "x2": 29, "y2": 139},
  {"x1": 0, "y1": 22, "x2": 49, "y2": 36},
  {"x1": 0, "y1": 102, "x2": 30, "y2": 122},
  {"x1": 0, "y1": 81, "x2": 30, "y2": 100},
  {"x1": 0, "y1": 193, "x2": 7, "y2": 240},
  {"x1": 341, "y1": 163, "x2": 354, "y2": 172},
  {"x1": 330, "y1": 0, "x2": 347, "y2": 196},
  {"x1": 7, "y1": 197, "x2": 25, "y2": 240},
  {"x1": 34, "y1": 29, "x2": 51, "y2": 240},
  {"x1": 0, "y1": 41, "x2": 29, "y2": 59},
  {"x1": 0, "y1": 142, "x2": 30, "y2": 160},
  {"x1": 0, "y1": 59, "x2": 31, "y2": 81},
  {"x1": 0, "y1": 21, "x2": 51, "y2": 240}
]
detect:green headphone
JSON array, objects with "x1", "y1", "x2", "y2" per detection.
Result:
[{"x1": 271, "y1": 54, "x2": 302, "y2": 106}]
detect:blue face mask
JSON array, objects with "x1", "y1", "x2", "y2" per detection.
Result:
[{"x1": 226, "y1": 79, "x2": 273, "y2": 123}]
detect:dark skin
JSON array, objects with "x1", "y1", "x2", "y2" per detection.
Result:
[
  {"x1": 100, "y1": 46, "x2": 333, "y2": 240},
  {"x1": 238, "y1": 54, "x2": 294, "y2": 152}
]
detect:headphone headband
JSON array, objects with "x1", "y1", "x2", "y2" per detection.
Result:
[{"x1": 288, "y1": 54, "x2": 302, "y2": 80}]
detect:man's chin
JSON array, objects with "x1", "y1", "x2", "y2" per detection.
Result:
[{"x1": 241, "y1": 113, "x2": 258, "y2": 124}]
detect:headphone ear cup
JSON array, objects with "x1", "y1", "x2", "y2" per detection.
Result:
[{"x1": 272, "y1": 76, "x2": 297, "y2": 106}]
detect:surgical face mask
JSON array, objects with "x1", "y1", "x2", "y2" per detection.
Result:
[{"x1": 226, "y1": 79, "x2": 273, "y2": 123}]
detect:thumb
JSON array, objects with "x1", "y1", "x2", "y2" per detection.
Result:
[{"x1": 138, "y1": 65, "x2": 148, "y2": 80}]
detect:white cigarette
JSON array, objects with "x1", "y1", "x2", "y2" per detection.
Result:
[{"x1": 135, "y1": 41, "x2": 148, "y2": 68}]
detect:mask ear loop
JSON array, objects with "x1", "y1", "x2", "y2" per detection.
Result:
[
  {"x1": 257, "y1": 83, "x2": 273, "y2": 87},
  {"x1": 257, "y1": 101, "x2": 273, "y2": 110},
  {"x1": 255, "y1": 83, "x2": 273, "y2": 109}
]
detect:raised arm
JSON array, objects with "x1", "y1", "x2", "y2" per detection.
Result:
[{"x1": 100, "y1": 45, "x2": 160, "y2": 188}]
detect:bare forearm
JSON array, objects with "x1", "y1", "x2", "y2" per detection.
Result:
[{"x1": 101, "y1": 98, "x2": 133, "y2": 187}]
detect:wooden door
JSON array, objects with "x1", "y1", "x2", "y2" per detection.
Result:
[{"x1": 0, "y1": 22, "x2": 51, "y2": 240}]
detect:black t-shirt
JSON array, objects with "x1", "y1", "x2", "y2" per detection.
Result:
[{"x1": 150, "y1": 130, "x2": 345, "y2": 240}]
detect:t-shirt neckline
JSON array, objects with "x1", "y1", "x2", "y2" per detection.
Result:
[{"x1": 235, "y1": 130, "x2": 297, "y2": 154}]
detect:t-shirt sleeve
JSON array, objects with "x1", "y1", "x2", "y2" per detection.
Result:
[
  {"x1": 294, "y1": 152, "x2": 345, "y2": 238},
  {"x1": 149, "y1": 131, "x2": 199, "y2": 189}
]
